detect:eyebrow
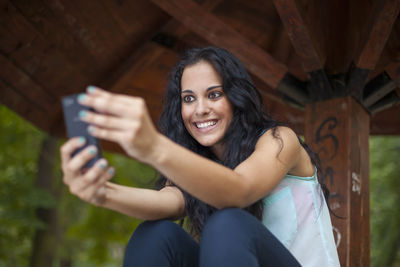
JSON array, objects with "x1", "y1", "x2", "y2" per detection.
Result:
[{"x1": 181, "y1": 85, "x2": 222, "y2": 94}]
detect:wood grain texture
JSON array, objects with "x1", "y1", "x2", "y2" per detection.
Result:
[
  {"x1": 305, "y1": 97, "x2": 370, "y2": 267},
  {"x1": 150, "y1": 0, "x2": 288, "y2": 88}
]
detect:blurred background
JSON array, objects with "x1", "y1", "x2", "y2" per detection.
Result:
[
  {"x1": 1, "y1": 104, "x2": 400, "y2": 267},
  {"x1": 0, "y1": 105, "x2": 157, "y2": 267}
]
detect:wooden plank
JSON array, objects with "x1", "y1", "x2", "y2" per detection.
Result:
[
  {"x1": 385, "y1": 61, "x2": 400, "y2": 95},
  {"x1": 357, "y1": 0, "x2": 400, "y2": 70},
  {"x1": 42, "y1": 0, "x2": 126, "y2": 66},
  {"x1": 0, "y1": 79, "x2": 50, "y2": 131},
  {"x1": 347, "y1": 0, "x2": 400, "y2": 100},
  {"x1": 363, "y1": 72, "x2": 396, "y2": 107},
  {"x1": 273, "y1": 0, "x2": 333, "y2": 100},
  {"x1": 0, "y1": 54, "x2": 56, "y2": 114},
  {"x1": 0, "y1": 1, "x2": 90, "y2": 96},
  {"x1": 273, "y1": 0, "x2": 324, "y2": 71},
  {"x1": 369, "y1": 91, "x2": 399, "y2": 114},
  {"x1": 100, "y1": 0, "x2": 170, "y2": 37},
  {"x1": 150, "y1": 0, "x2": 288, "y2": 89},
  {"x1": 11, "y1": 0, "x2": 99, "y2": 71},
  {"x1": 305, "y1": 97, "x2": 370, "y2": 267},
  {"x1": 385, "y1": 62, "x2": 400, "y2": 99},
  {"x1": 101, "y1": 0, "x2": 222, "y2": 90}
]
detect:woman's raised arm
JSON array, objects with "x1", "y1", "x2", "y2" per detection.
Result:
[
  {"x1": 78, "y1": 87, "x2": 309, "y2": 209},
  {"x1": 60, "y1": 136, "x2": 185, "y2": 221}
]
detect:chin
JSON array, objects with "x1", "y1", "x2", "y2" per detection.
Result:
[
  {"x1": 194, "y1": 137, "x2": 213, "y2": 147},
  {"x1": 195, "y1": 135, "x2": 221, "y2": 147}
]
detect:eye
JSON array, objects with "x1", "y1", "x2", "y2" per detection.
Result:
[
  {"x1": 208, "y1": 91, "x2": 223, "y2": 99},
  {"x1": 182, "y1": 95, "x2": 195, "y2": 103}
]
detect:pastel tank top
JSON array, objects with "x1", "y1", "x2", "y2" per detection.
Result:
[{"x1": 261, "y1": 169, "x2": 340, "y2": 266}]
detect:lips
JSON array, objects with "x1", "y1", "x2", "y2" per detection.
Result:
[{"x1": 194, "y1": 119, "x2": 218, "y2": 129}]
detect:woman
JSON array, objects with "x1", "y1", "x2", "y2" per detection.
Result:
[{"x1": 61, "y1": 46, "x2": 340, "y2": 266}]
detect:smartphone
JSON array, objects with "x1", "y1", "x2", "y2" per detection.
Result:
[{"x1": 62, "y1": 94, "x2": 102, "y2": 168}]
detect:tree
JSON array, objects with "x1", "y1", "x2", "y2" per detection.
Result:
[{"x1": 370, "y1": 136, "x2": 400, "y2": 266}]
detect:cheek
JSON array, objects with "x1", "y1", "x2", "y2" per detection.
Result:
[
  {"x1": 181, "y1": 106, "x2": 192, "y2": 124},
  {"x1": 218, "y1": 100, "x2": 233, "y2": 121}
]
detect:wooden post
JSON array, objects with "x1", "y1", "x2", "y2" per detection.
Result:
[{"x1": 305, "y1": 97, "x2": 370, "y2": 266}]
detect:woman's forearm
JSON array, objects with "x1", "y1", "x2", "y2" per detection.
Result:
[
  {"x1": 147, "y1": 129, "x2": 295, "y2": 209},
  {"x1": 148, "y1": 135, "x2": 249, "y2": 209},
  {"x1": 101, "y1": 182, "x2": 185, "y2": 221}
]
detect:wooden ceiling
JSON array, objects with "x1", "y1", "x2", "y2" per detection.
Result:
[{"x1": 1, "y1": 0, "x2": 400, "y2": 142}]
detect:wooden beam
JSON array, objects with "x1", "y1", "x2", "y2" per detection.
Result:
[
  {"x1": 100, "y1": 0, "x2": 222, "y2": 89},
  {"x1": 101, "y1": 0, "x2": 299, "y2": 111},
  {"x1": 369, "y1": 91, "x2": 399, "y2": 114},
  {"x1": 150, "y1": 0, "x2": 288, "y2": 89},
  {"x1": 385, "y1": 61, "x2": 400, "y2": 97},
  {"x1": 273, "y1": 0, "x2": 333, "y2": 101},
  {"x1": 305, "y1": 97, "x2": 370, "y2": 267},
  {"x1": 273, "y1": 0, "x2": 323, "y2": 71},
  {"x1": 356, "y1": 0, "x2": 400, "y2": 70},
  {"x1": 0, "y1": 79, "x2": 50, "y2": 131},
  {"x1": 363, "y1": 72, "x2": 396, "y2": 108},
  {"x1": 348, "y1": 0, "x2": 400, "y2": 100},
  {"x1": 0, "y1": 54, "x2": 56, "y2": 114},
  {"x1": 385, "y1": 62, "x2": 400, "y2": 81}
]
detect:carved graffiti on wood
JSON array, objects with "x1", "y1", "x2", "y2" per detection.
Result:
[{"x1": 314, "y1": 116, "x2": 343, "y2": 247}]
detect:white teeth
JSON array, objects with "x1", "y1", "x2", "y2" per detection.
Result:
[{"x1": 196, "y1": 121, "x2": 217, "y2": 128}]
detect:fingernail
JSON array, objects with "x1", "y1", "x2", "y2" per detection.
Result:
[
  {"x1": 87, "y1": 85, "x2": 97, "y2": 94},
  {"x1": 79, "y1": 110, "x2": 87, "y2": 118},
  {"x1": 108, "y1": 167, "x2": 115, "y2": 175},
  {"x1": 77, "y1": 93, "x2": 86, "y2": 102},
  {"x1": 78, "y1": 136, "x2": 86, "y2": 144},
  {"x1": 88, "y1": 126, "x2": 95, "y2": 134},
  {"x1": 99, "y1": 161, "x2": 107, "y2": 169},
  {"x1": 89, "y1": 147, "x2": 97, "y2": 155}
]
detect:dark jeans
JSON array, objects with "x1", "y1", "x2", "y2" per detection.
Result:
[{"x1": 123, "y1": 208, "x2": 301, "y2": 267}]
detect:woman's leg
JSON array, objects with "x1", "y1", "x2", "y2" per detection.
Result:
[
  {"x1": 123, "y1": 220, "x2": 199, "y2": 267},
  {"x1": 199, "y1": 208, "x2": 301, "y2": 267}
]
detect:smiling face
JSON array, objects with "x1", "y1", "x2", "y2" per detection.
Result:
[{"x1": 181, "y1": 60, "x2": 233, "y2": 157}]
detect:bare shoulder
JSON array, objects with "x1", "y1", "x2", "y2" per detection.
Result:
[
  {"x1": 258, "y1": 126, "x2": 315, "y2": 176},
  {"x1": 256, "y1": 126, "x2": 300, "y2": 152},
  {"x1": 252, "y1": 126, "x2": 301, "y2": 171}
]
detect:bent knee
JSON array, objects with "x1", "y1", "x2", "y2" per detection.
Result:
[
  {"x1": 131, "y1": 220, "x2": 179, "y2": 241},
  {"x1": 202, "y1": 208, "x2": 248, "y2": 236},
  {"x1": 205, "y1": 208, "x2": 246, "y2": 228}
]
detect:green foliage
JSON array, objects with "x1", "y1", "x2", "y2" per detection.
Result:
[
  {"x1": 370, "y1": 136, "x2": 400, "y2": 267},
  {"x1": 0, "y1": 105, "x2": 49, "y2": 266},
  {"x1": 0, "y1": 105, "x2": 157, "y2": 266},
  {"x1": 59, "y1": 152, "x2": 156, "y2": 266}
]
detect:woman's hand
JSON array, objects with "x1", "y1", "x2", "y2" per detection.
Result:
[
  {"x1": 77, "y1": 86, "x2": 161, "y2": 163},
  {"x1": 60, "y1": 137, "x2": 115, "y2": 206}
]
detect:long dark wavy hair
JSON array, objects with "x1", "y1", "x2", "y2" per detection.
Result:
[{"x1": 157, "y1": 46, "x2": 327, "y2": 237}]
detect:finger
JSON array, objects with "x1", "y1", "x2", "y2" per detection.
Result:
[
  {"x1": 80, "y1": 158, "x2": 109, "y2": 189},
  {"x1": 66, "y1": 145, "x2": 99, "y2": 173},
  {"x1": 86, "y1": 85, "x2": 133, "y2": 105},
  {"x1": 69, "y1": 158, "x2": 108, "y2": 195},
  {"x1": 79, "y1": 110, "x2": 135, "y2": 131},
  {"x1": 87, "y1": 124, "x2": 136, "y2": 144},
  {"x1": 86, "y1": 167, "x2": 115, "y2": 204},
  {"x1": 78, "y1": 91, "x2": 145, "y2": 118},
  {"x1": 60, "y1": 137, "x2": 87, "y2": 165}
]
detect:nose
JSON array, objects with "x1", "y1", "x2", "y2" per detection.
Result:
[{"x1": 195, "y1": 99, "x2": 211, "y2": 116}]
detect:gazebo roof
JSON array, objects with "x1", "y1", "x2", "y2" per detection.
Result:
[{"x1": 1, "y1": 0, "x2": 399, "y2": 140}]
